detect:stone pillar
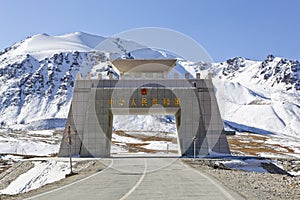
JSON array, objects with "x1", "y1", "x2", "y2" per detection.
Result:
[
  {"x1": 185, "y1": 73, "x2": 190, "y2": 79},
  {"x1": 98, "y1": 73, "x2": 102, "y2": 80},
  {"x1": 76, "y1": 73, "x2": 82, "y2": 80},
  {"x1": 206, "y1": 73, "x2": 212, "y2": 79},
  {"x1": 86, "y1": 72, "x2": 91, "y2": 80},
  {"x1": 174, "y1": 72, "x2": 179, "y2": 79}
]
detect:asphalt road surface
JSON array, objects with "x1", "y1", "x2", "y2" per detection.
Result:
[{"x1": 26, "y1": 157, "x2": 244, "y2": 200}]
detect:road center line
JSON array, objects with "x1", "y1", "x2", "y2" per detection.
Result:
[{"x1": 119, "y1": 158, "x2": 147, "y2": 200}]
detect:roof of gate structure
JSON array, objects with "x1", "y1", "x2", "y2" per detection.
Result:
[{"x1": 111, "y1": 59, "x2": 177, "y2": 74}]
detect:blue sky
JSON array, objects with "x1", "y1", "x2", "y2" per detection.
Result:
[{"x1": 1, "y1": 0, "x2": 300, "y2": 62}]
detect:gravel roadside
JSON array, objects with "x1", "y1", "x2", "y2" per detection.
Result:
[{"x1": 183, "y1": 159, "x2": 300, "y2": 200}]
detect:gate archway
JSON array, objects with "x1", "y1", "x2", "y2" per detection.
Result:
[{"x1": 58, "y1": 59, "x2": 230, "y2": 157}]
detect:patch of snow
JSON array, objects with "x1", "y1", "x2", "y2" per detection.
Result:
[
  {"x1": 27, "y1": 130, "x2": 55, "y2": 136},
  {"x1": 289, "y1": 170, "x2": 300, "y2": 176},
  {"x1": 112, "y1": 133, "x2": 142, "y2": 144},
  {"x1": 143, "y1": 141, "x2": 178, "y2": 152},
  {"x1": 0, "y1": 161, "x2": 69, "y2": 195},
  {"x1": 0, "y1": 155, "x2": 23, "y2": 161},
  {"x1": 0, "y1": 130, "x2": 61, "y2": 156},
  {"x1": 113, "y1": 115, "x2": 176, "y2": 133},
  {"x1": 216, "y1": 159, "x2": 270, "y2": 173}
]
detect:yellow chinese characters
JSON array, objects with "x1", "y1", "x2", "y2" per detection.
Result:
[
  {"x1": 141, "y1": 98, "x2": 148, "y2": 107},
  {"x1": 152, "y1": 98, "x2": 159, "y2": 106},
  {"x1": 108, "y1": 97, "x2": 181, "y2": 107},
  {"x1": 131, "y1": 98, "x2": 137, "y2": 106},
  {"x1": 108, "y1": 99, "x2": 113, "y2": 106},
  {"x1": 163, "y1": 98, "x2": 170, "y2": 106},
  {"x1": 119, "y1": 99, "x2": 125, "y2": 106},
  {"x1": 174, "y1": 98, "x2": 181, "y2": 106}
]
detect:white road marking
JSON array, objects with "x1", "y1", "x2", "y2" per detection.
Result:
[
  {"x1": 180, "y1": 160, "x2": 236, "y2": 200},
  {"x1": 25, "y1": 159, "x2": 114, "y2": 200},
  {"x1": 119, "y1": 158, "x2": 147, "y2": 200}
]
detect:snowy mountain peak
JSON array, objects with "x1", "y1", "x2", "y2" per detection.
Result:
[
  {"x1": 210, "y1": 55, "x2": 300, "y2": 91},
  {"x1": 0, "y1": 32, "x2": 149, "y2": 61},
  {"x1": 258, "y1": 55, "x2": 300, "y2": 90},
  {"x1": 33, "y1": 33, "x2": 50, "y2": 37}
]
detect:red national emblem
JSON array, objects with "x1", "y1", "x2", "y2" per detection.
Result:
[{"x1": 141, "y1": 88, "x2": 147, "y2": 95}]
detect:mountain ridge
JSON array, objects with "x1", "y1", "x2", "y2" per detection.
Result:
[{"x1": 0, "y1": 32, "x2": 299, "y2": 140}]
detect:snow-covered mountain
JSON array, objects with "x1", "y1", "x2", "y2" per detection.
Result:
[
  {"x1": 0, "y1": 32, "x2": 299, "y2": 140},
  {"x1": 182, "y1": 56, "x2": 300, "y2": 138},
  {"x1": 0, "y1": 32, "x2": 175, "y2": 128}
]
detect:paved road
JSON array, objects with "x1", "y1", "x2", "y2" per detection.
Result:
[{"x1": 26, "y1": 157, "x2": 243, "y2": 200}]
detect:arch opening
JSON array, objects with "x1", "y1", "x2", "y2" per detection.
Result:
[{"x1": 110, "y1": 114, "x2": 180, "y2": 157}]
